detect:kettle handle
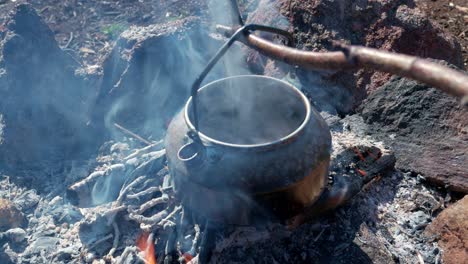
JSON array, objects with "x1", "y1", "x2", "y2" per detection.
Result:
[{"x1": 190, "y1": 24, "x2": 294, "y2": 134}]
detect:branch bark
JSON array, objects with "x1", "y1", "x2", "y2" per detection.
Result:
[{"x1": 216, "y1": 25, "x2": 468, "y2": 102}]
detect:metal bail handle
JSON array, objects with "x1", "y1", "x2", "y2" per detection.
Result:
[{"x1": 189, "y1": 24, "x2": 294, "y2": 137}]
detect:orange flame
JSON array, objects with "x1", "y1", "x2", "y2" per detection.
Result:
[{"x1": 137, "y1": 232, "x2": 157, "y2": 264}]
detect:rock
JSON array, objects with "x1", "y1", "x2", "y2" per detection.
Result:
[
  {"x1": 0, "y1": 243, "x2": 16, "y2": 264},
  {"x1": 13, "y1": 189, "x2": 39, "y2": 211},
  {"x1": 425, "y1": 196, "x2": 468, "y2": 264},
  {"x1": 0, "y1": 228, "x2": 27, "y2": 243},
  {"x1": 53, "y1": 246, "x2": 77, "y2": 262},
  {"x1": 274, "y1": 0, "x2": 463, "y2": 107},
  {"x1": 359, "y1": 76, "x2": 468, "y2": 193},
  {"x1": 22, "y1": 236, "x2": 60, "y2": 255},
  {"x1": 0, "y1": 199, "x2": 25, "y2": 231},
  {"x1": 90, "y1": 17, "x2": 236, "y2": 141},
  {"x1": 246, "y1": 0, "x2": 355, "y2": 115},
  {"x1": 0, "y1": 4, "x2": 98, "y2": 173}
]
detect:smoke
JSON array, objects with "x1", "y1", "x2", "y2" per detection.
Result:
[
  {"x1": 176, "y1": 0, "x2": 304, "y2": 145},
  {"x1": 99, "y1": 0, "x2": 255, "y2": 144},
  {"x1": 91, "y1": 164, "x2": 126, "y2": 206},
  {"x1": 0, "y1": 4, "x2": 98, "y2": 175},
  {"x1": 0, "y1": 114, "x2": 4, "y2": 145}
]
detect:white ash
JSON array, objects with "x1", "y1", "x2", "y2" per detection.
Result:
[{"x1": 0, "y1": 130, "x2": 447, "y2": 264}]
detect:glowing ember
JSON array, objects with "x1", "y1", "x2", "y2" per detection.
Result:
[
  {"x1": 366, "y1": 149, "x2": 381, "y2": 160},
  {"x1": 183, "y1": 252, "x2": 194, "y2": 262},
  {"x1": 353, "y1": 147, "x2": 367, "y2": 161},
  {"x1": 357, "y1": 169, "x2": 367, "y2": 177},
  {"x1": 137, "y1": 232, "x2": 157, "y2": 264}
]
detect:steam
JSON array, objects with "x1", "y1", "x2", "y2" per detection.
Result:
[
  {"x1": 192, "y1": 76, "x2": 307, "y2": 145},
  {"x1": 90, "y1": 164, "x2": 126, "y2": 206},
  {"x1": 96, "y1": 0, "x2": 269, "y2": 209}
]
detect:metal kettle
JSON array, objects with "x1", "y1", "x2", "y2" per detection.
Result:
[{"x1": 165, "y1": 25, "x2": 332, "y2": 225}]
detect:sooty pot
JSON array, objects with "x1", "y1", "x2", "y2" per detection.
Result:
[
  {"x1": 165, "y1": 25, "x2": 332, "y2": 225},
  {"x1": 165, "y1": 75, "x2": 332, "y2": 225}
]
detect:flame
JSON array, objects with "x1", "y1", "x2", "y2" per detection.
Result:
[{"x1": 137, "y1": 232, "x2": 157, "y2": 264}]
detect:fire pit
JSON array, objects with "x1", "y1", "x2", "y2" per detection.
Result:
[{"x1": 0, "y1": 1, "x2": 466, "y2": 264}]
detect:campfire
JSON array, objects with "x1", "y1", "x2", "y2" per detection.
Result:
[{"x1": 0, "y1": 0, "x2": 467, "y2": 264}]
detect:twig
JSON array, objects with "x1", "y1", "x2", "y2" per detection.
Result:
[
  {"x1": 134, "y1": 195, "x2": 169, "y2": 215},
  {"x1": 61, "y1": 32, "x2": 74, "y2": 49},
  {"x1": 117, "y1": 246, "x2": 137, "y2": 264},
  {"x1": 126, "y1": 186, "x2": 160, "y2": 200},
  {"x1": 103, "y1": 205, "x2": 127, "y2": 222},
  {"x1": 417, "y1": 251, "x2": 425, "y2": 264},
  {"x1": 88, "y1": 234, "x2": 113, "y2": 250},
  {"x1": 129, "y1": 209, "x2": 169, "y2": 226},
  {"x1": 69, "y1": 164, "x2": 125, "y2": 192},
  {"x1": 164, "y1": 225, "x2": 177, "y2": 264},
  {"x1": 68, "y1": 164, "x2": 126, "y2": 206},
  {"x1": 108, "y1": 221, "x2": 120, "y2": 257},
  {"x1": 129, "y1": 150, "x2": 166, "y2": 178},
  {"x1": 115, "y1": 175, "x2": 147, "y2": 207},
  {"x1": 124, "y1": 142, "x2": 162, "y2": 161},
  {"x1": 314, "y1": 228, "x2": 326, "y2": 242},
  {"x1": 114, "y1": 123, "x2": 153, "y2": 146},
  {"x1": 106, "y1": 175, "x2": 147, "y2": 225},
  {"x1": 189, "y1": 224, "x2": 201, "y2": 255},
  {"x1": 158, "y1": 205, "x2": 182, "y2": 226}
]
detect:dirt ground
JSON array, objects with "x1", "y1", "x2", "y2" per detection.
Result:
[
  {"x1": 415, "y1": 0, "x2": 468, "y2": 68},
  {"x1": 0, "y1": 0, "x2": 466, "y2": 68},
  {"x1": 0, "y1": 0, "x2": 206, "y2": 66}
]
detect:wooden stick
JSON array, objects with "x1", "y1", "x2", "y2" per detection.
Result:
[
  {"x1": 114, "y1": 123, "x2": 153, "y2": 146},
  {"x1": 134, "y1": 196, "x2": 169, "y2": 215},
  {"x1": 129, "y1": 209, "x2": 169, "y2": 226},
  {"x1": 216, "y1": 25, "x2": 468, "y2": 102},
  {"x1": 108, "y1": 221, "x2": 120, "y2": 257}
]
